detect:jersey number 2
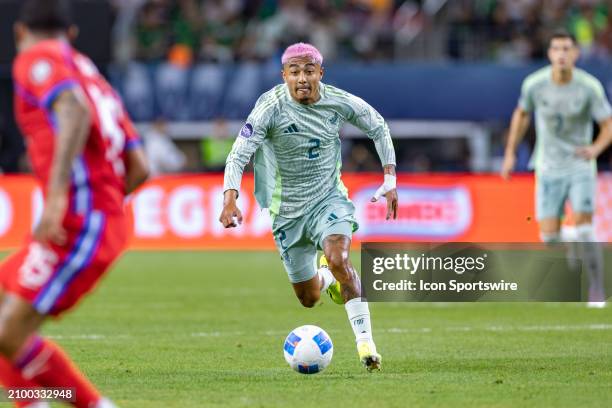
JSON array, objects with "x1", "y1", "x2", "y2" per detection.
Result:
[{"x1": 307, "y1": 138, "x2": 320, "y2": 159}]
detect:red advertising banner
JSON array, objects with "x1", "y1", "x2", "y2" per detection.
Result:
[{"x1": 1, "y1": 173, "x2": 611, "y2": 250}]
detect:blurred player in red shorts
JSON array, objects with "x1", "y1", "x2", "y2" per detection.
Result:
[{"x1": 0, "y1": 1, "x2": 149, "y2": 407}]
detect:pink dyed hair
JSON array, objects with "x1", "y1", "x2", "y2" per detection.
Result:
[{"x1": 281, "y1": 43, "x2": 323, "y2": 66}]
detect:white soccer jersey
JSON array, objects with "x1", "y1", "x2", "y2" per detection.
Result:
[
  {"x1": 224, "y1": 82, "x2": 396, "y2": 218},
  {"x1": 519, "y1": 66, "x2": 612, "y2": 176}
]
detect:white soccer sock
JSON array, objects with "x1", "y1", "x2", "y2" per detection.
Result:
[
  {"x1": 94, "y1": 398, "x2": 118, "y2": 408},
  {"x1": 561, "y1": 225, "x2": 580, "y2": 271},
  {"x1": 318, "y1": 266, "x2": 336, "y2": 292},
  {"x1": 345, "y1": 298, "x2": 373, "y2": 343},
  {"x1": 576, "y1": 224, "x2": 604, "y2": 298}
]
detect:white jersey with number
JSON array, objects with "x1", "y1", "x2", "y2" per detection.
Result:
[
  {"x1": 519, "y1": 66, "x2": 612, "y2": 177},
  {"x1": 224, "y1": 82, "x2": 396, "y2": 218}
]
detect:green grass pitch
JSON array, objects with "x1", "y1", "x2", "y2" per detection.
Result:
[{"x1": 1, "y1": 251, "x2": 611, "y2": 407}]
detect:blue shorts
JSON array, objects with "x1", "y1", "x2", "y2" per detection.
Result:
[
  {"x1": 536, "y1": 171, "x2": 596, "y2": 221},
  {"x1": 272, "y1": 191, "x2": 358, "y2": 283}
]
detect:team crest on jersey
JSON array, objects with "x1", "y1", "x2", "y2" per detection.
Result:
[
  {"x1": 239, "y1": 123, "x2": 253, "y2": 138},
  {"x1": 30, "y1": 60, "x2": 52, "y2": 84},
  {"x1": 325, "y1": 111, "x2": 340, "y2": 132}
]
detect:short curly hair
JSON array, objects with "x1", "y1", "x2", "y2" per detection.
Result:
[{"x1": 281, "y1": 43, "x2": 323, "y2": 66}]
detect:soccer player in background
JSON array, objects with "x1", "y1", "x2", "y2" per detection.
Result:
[
  {"x1": 219, "y1": 43, "x2": 398, "y2": 371},
  {"x1": 501, "y1": 31, "x2": 612, "y2": 307},
  {"x1": 0, "y1": 1, "x2": 149, "y2": 407}
]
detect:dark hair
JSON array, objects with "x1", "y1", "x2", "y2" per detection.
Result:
[
  {"x1": 19, "y1": 0, "x2": 73, "y2": 32},
  {"x1": 548, "y1": 30, "x2": 577, "y2": 47}
]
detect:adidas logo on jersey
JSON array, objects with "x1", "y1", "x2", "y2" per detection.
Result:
[{"x1": 283, "y1": 124, "x2": 299, "y2": 134}]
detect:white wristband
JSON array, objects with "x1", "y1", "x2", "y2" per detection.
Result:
[{"x1": 372, "y1": 174, "x2": 396, "y2": 201}]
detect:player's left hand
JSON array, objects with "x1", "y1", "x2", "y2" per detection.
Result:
[
  {"x1": 382, "y1": 189, "x2": 398, "y2": 220},
  {"x1": 34, "y1": 193, "x2": 68, "y2": 246},
  {"x1": 371, "y1": 174, "x2": 398, "y2": 220},
  {"x1": 575, "y1": 145, "x2": 599, "y2": 160}
]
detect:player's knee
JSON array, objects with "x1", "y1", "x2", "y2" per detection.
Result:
[
  {"x1": 0, "y1": 295, "x2": 45, "y2": 357},
  {"x1": 298, "y1": 292, "x2": 319, "y2": 308},
  {"x1": 0, "y1": 321, "x2": 22, "y2": 358},
  {"x1": 327, "y1": 252, "x2": 349, "y2": 273},
  {"x1": 327, "y1": 253, "x2": 352, "y2": 282}
]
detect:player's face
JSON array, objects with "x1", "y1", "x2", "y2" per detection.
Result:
[
  {"x1": 282, "y1": 58, "x2": 323, "y2": 105},
  {"x1": 548, "y1": 38, "x2": 578, "y2": 71}
]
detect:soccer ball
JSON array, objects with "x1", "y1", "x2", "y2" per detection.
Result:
[{"x1": 283, "y1": 325, "x2": 333, "y2": 374}]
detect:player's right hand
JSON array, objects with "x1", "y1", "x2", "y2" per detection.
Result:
[
  {"x1": 34, "y1": 193, "x2": 68, "y2": 245},
  {"x1": 219, "y1": 204, "x2": 243, "y2": 228},
  {"x1": 575, "y1": 145, "x2": 599, "y2": 160},
  {"x1": 220, "y1": 189, "x2": 243, "y2": 228},
  {"x1": 500, "y1": 153, "x2": 515, "y2": 180}
]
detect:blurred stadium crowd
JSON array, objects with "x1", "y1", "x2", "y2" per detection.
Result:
[
  {"x1": 448, "y1": 0, "x2": 612, "y2": 62},
  {"x1": 112, "y1": 0, "x2": 431, "y2": 65},
  {"x1": 112, "y1": 0, "x2": 612, "y2": 64}
]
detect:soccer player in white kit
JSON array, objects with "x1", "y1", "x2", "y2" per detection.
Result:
[
  {"x1": 220, "y1": 43, "x2": 398, "y2": 370},
  {"x1": 502, "y1": 31, "x2": 612, "y2": 307}
]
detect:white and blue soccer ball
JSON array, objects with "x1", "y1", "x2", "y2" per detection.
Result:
[{"x1": 283, "y1": 325, "x2": 333, "y2": 374}]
